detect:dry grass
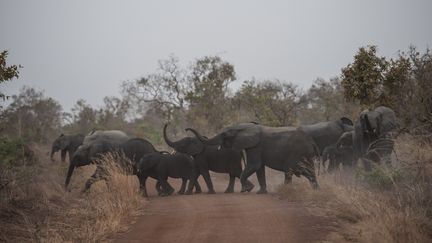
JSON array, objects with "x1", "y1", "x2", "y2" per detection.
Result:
[
  {"x1": 0, "y1": 146, "x2": 145, "y2": 242},
  {"x1": 278, "y1": 135, "x2": 432, "y2": 243}
]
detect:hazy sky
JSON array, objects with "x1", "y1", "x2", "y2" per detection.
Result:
[{"x1": 1, "y1": 0, "x2": 431, "y2": 112}]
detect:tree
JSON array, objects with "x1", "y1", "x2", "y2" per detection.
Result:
[
  {"x1": 341, "y1": 45, "x2": 432, "y2": 136},
  {"x1": 186, "y1": 56, "x2": 236, "y2": 131},
  {"x1": 0, "y1": 87, "x2": 62, "y2": 143},
  {"x1": 408, "y1": 47, "x2": 432, "y2": 134},
  {"x1": 234, "y1": 80, "x2": 303, "y2": 126},
  {"x1": 341, "y1": 46, "x2": 388, "y2": 107},
  {"x1": 97, "y1": 96, "x2": 130, "y2": 129},
  {"x1": 301, "y1": 78, "x2": 359, "y2": 123},
  {"x1": 67, "y1": 99, "x2": 98, "y2": 133},
  {"x1": 121, "y1": 54, "x2": 188, "y2": 122},
  {"x1": 0, "y1": 50, "x2": 21, "y2": 107},
  {"x1": 122, "y1": 55, "x2": 236, "y2": 133}
]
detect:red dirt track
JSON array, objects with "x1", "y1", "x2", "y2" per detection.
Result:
[{"x1": 112, "y1": 172, "x2": 335, "y2": 243}]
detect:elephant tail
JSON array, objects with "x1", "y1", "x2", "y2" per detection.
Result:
[{"x1": 241, "y1": 149, "x2": 248, "y2": 168}]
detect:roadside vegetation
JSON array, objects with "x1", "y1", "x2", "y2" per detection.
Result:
[{"x1": 278, "y1": 135, "x2": 432, "y2": 242}]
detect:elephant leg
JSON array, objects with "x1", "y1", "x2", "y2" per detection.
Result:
[
  {"x1": 194, "y1": 183, "x2": 202, "y2": 193},
  {"x1": 155, "y1": 180, "x2": 163, "y2": 195},
  {"x1": 244, "y1": 179, "x2": 255, "y2": 191},
  {"x1": 83, "y1": 176, "x2": 98, "y2": 192},
  {"x1": 303, "y1": 159, "x2": 319, "y2": 189},
  {"x1": 61, "y1": 149, "x2": 67, "y2": 163},
  {"x1": 138, "y1": 175, "x2": 148, "y2": 197},
  {"x1": 225, "y1": 174, "x2": 236, "y2": 193},
  {"x1": 67, "y1": 149, "x2": 74, "y2": 162},
  {"x1": 159, "y1": 180, "x2": 175, "y2": 195},
  {"x1": 256, "y1": 165, "x2": 267, "y2": 194},
  {"x1": 193, "y1": 175, "x2": 202, "y2": 193},
  {"x1": 185, "y1": 173, "x2": 199, "y2": 195},
  {"x1": 327, "y1": 158, "x2": 337, "y2": 172},
  {"x1": 83, "y1": 166, "x2": 105, "y2": 192},
  {"x1": 284, "y1": 171, "x2": 293, "y2": 184},
  {"x1": 159, "y1": 179, "x2": 172, "y2": 197},
  {"x1": 200, "y1": 169, "x2": 215, "y2": 194},
  {"x1": 240, "y1": 149, "x2": 261, "y2": 192},
  {"x1": 178, "y1": 178, "x2": 187, "y2": 194}
]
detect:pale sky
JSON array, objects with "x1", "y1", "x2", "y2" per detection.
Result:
[{"x1": 1, "y1": 0, "x2": 431, "y2": 112}]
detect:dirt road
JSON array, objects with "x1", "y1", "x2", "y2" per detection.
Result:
[{"x1": 112, "y1": 172, "x2": 335, "y2": 243}]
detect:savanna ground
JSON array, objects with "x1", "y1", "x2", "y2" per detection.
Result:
[{"x1": 1, "y1": 134, "x2": 431, "y2": 242}]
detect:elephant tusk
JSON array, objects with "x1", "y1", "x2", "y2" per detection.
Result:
[{"x1": 217, "y1": 145, "x2": 222, "y2": 151}]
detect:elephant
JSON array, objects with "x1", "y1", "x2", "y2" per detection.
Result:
[
  {"x1": 299, "y1": 117, "x2": 354, "y2": 154},
  {"x1": 186, "y1": 123, "x2": 320, "y2": 194},
  {"x1": 50, "y1": 133, "x2": 84, "y2": 162},
  {"x1": 65, "y1": 130, "x2": 130, "y2": 190},
  {"x1": 137, "y1": 152, "x2": 199, "y2": 196},
  {"x1": 163, "y1": 124, "x2": 254, "y2": 193},
  {"x1": 336, "y1": 131, "x2": 354, "y2": 148},
  {"x1": 120, "y1": 138, "x2": 202, "y2": 196},
  {"x1": 353, "y1": 106, "x2": 397, "y2": 170},
  {"x1": 322, "y1": 144, "x2": 354, "y2": 172},
  {"x1": 319, "y1": 130, "x2": 356, "y2": 171},
  {"x1": 119, "y1": 138, "x2": 179, "y2": 197}
]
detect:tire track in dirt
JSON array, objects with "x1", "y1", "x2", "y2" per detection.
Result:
[{"x1": 112, "y1": 171, "x2": 335, "y2": 243}]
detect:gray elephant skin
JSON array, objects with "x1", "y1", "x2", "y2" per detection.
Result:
[
  {"x1": 51, "y1": 133, "x2": 85, "y2": 162},
  {"x1": 299, "y1": 117, "x2": 354, "y2": 154},
  {"x1": 137, "y1": 152, "x2": 199, "y2": 196},
  {"x1": 187, "y1": 123, "x2": 320, "y2": 194},
  {"x1": 65, "y1": 130, "x2": 130, "y2": 190},
  {"x1": 322, "y1": 144, "x2": 354, "y2": 171},
  {"x1": 119, "y1": 138, "x2": 176, "y2": 197},
  {"x1": 353, "y1": 106, "x2": 397, "y2": 170},
  {"x1": 163, "y1": 124, "x2": 254, "y2": 193}
]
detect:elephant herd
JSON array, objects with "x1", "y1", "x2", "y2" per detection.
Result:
[{"x1": 51, "y1": 106, "x2": 397, "y2": 196}]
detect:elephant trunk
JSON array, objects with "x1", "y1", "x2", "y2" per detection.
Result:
[
  {"x1": 65, "y1": 163, "x2": 75, "y2": 188},
  {"x1": 185, "y1": 128, "x2": 222, "y2": 146},
  {"x1": 163, "y1": 124, "x2": 178, "y2": 148}
]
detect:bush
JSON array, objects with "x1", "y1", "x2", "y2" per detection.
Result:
[
  {"x1": 0, "y1": 147, "x2": 145, "y2": 242},
  {"x1": 355, "y1": 164, "x2": 403, "y2": 190},
  {"x1": 0, "y1": 138, "x2": 36, "y2": 169},
  {"x1": 278, "y1": 135, "x2": 432, "y2": 242}
]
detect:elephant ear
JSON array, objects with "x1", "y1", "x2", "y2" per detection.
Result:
[
  {"x1": 230, "y1": 126, "x2": 260, "y2": 150},
  {"x1": 59, "y1": 136, "x2": 70, "y2": 150},
  {"x1": 340, "y1": 117, "x2": 353, "y2": 126},
  {"x1": 376, "y1": 106, "x2": 397, "y2": 134},
  {"x1": 89, "y1": 142, "x2": 112, "y2": 161}
]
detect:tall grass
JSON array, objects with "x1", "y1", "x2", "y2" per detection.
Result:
[
  {"x1": 0, "y1": 146, "x2": 145, "y2": 242},
  {"x1": 278, "y1": 135, "x2": 432, "y2": 243}
]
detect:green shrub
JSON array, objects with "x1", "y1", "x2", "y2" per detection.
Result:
[
  {"x1": 0, "y1": 138, "x2": 24, "y2": 169},
  {"x1": 356, "y1": 164, "x2": 403, "y2": 190}
]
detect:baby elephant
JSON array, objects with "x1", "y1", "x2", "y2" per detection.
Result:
[
  {"x1": 322, "y1": 145, "x2": 353, "y2": 171},
  {"x1": 137, "y1": 152, "x2": 199, "y2": 196}
]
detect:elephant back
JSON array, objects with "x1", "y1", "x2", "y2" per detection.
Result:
[
  {"x1": 299, "y1": 118, "x2": 353, "y2": 153},
  {"x1": 83, "y1": 130, "x2": 129, "y2": 146}
]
